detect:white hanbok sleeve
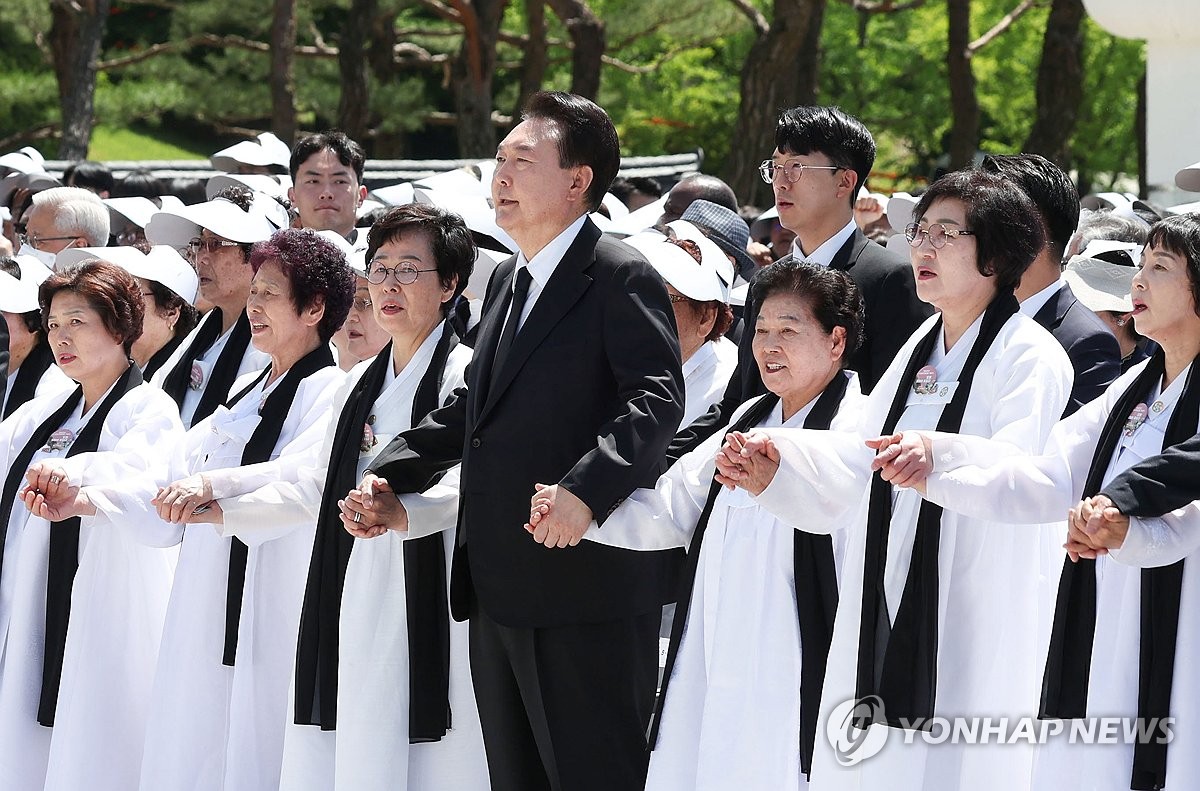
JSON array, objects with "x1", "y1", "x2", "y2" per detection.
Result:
[
  {"x1": 924, "y1": 362, "x2": 1136, "y2": 524},
  {"x1": 1110, "y1": 506, "x2": 1200, "y2": 568},
  {"x1": 751, "y1": 428, "x2": 872, "y2": 532}
]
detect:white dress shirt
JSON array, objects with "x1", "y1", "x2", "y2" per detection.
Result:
[{"x1": 789, "y1": 218, "x2": 857, "y2": 267}]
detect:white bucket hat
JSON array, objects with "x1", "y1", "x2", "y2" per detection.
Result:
[
  {"x1": 145, "y1": 194, "x2": 282, "y2": 249},
  {"x1": 210, "y1": 132, "x2": 292, "y2": 172},
  {"x1": 1063, "y1": 255, "x2": 1135, "y2": 314},
  {"x1": 57, "y1": 245, "x2": 200, "y2": 305},
  {"x1": 625, "y1": 233, "x2": 726, "y2": 303},
  {"x1": 0, "y1": 254, "x2": 53, "y2": 313}
]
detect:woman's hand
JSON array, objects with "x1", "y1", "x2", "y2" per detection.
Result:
[
  {"x1": 19, "y1": 482, "x2": 95, "y2": 522},
  {"x1": 154, "y1": 475, "x2": 215, "y2": 524},
  {"x1": 25, "y1": 462, "x2": 74, "y2": 506},
  {"x1": 867, "y1": 431, "x2": 932, "y2": 492},
  {"x1": 714, "y1": 430, "x2": 780, "y2": 495},
  {"x1": 339, "y1": 473, "x2": 407, "y2": 539}
]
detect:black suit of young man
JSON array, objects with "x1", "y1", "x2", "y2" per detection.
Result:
[
  {"x1": 1032, "y1": 282, "x2": 1122, "y2": 417},
  {"x1": 368, "y1": 218, "x2": 684, "y2": 791},
  {"x1": 670, "y1": 228, "x2": 931, "y2": 460}
]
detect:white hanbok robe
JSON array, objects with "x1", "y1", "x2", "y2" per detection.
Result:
[
  {"x1": 150, "y1": 311, "x2": 271, "y2": 427},
  {"x1": 223, "y1": 334, "x2": 487, "y2": 791},
  {"x1": 1, "y1": 359, "x2": 73, "y2": 419},
  {"x1": 752, "y1": 312, "x2": 1072, "y2": 791},
  {"x1": 584, "y1": 377, "x2": 866, "y2": 791},
  {"x1": 87, "y1": 364, "x2": 343, "y2": 791},
  {"x1": 924, "y1": 359, "x2": 1200, "y2": 790},
  {"x1": 680, "y1": 337, "x2": 738, "y2": 429},
  {"x1": 0, "y1": 382, "x2": 181, "y2": 791}
]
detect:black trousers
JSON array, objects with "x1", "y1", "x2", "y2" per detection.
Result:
[{"x1": 468, "y1": 604, "x2": 659, "y2": 791}]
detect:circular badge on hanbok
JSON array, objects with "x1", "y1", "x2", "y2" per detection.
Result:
[
  {"x1": 1151, "y1": 400, "x2": 1166, "y2": 414},
  {"x1": 913, "y1": 365, "x2": 938, "y2": 395},
  {"x1": 42, "y1": 428, "x2": 76, "y2": 454},
  {"x1": 189, "y1": 362, "x2": 205, "y2": 391},
  {"x1": 1123, "y1": 403, "x2": 1149, "y2": 437}
]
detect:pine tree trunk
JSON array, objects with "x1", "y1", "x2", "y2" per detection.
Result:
[
  {"x1": 1022, "y1": 0, "x2": 1085, "y2": 168},
  {"x1": 50, "y1": 0, "x2": 111, "y2": 160},
  {"x1": 453, "y1": 0, "x2": 507, "y2": 157},
  {"x1": 269, "y1": 0, "x2": 298, "y2": 145},
  {"x1": 546, "y1": 0, "x2": 605, "y2": 100},
  {"x1": 515, "y1": 0, "x2": 549, "y2": 117},
  {"x1": 338, "y1": 0, "x2": 377, "y2": 142},
  {"x1": 946, "y1": 0, "x2": 979, "y2": 170}
]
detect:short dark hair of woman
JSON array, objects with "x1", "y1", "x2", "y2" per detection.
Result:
[
  {"x1": 249, "y1": 228, "x2": 356, "y2": 343},
  {"x1": 289, "y1": 130, "x2": 366, "y2": 183},
  {"x1": 39, "y1": 260, "x2": 145, "y2": 354},
  {"x1": 366, "y1": 203, "x2": 476, "y2": 317},
  {"x1": 667, "y1": 238, "x2": 734, "y2": 342},
  {"x1": 1145, "y1": 213, "x2": 1200, "y2": 314},
  {"x1": 522, "y1": 91, "x2": 619, "y2": 213},
  {"x1": 0, "y1": 256, "x2": 43, "y2": 334},
  {"x1": 752, "y1": 259, "x2": 865, "y2": 365},
  {"x1": 913, "y1": 169, "x2": 1045, "y2": 296},
  {"x1": 146, "y1": 279, "x2": 201, "y2": 339}
]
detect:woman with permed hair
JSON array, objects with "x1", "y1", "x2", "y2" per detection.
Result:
[{"x1": 0, "y1": 260, "x2": 183, "y2": 791}]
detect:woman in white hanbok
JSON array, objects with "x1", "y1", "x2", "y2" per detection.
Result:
[
  {"x1": 0, "y1": 260, "x2": 182, "y2": 791},
  {"x1": 889, "y1": 214, "x2": 1200, "y2": 791},
  {"x1": 531, "y1": 262, "x2": 868, "y2": 791},
  {"x1": 719, "y1": 171, "x2": 1074, "y2": 791},
  {"x1": 224, "y1": 205, "x2": 488, "y2": 791}
]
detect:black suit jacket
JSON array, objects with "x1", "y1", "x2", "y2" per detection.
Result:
[
  {"x1": 0, "y1": 319, "x2": 7, "y2": 407},
  {"x1": 1103, "y1": 433, "x2": 1200, "y2": 518},
  {"x1": 669, "y1": 229, "x2": 930, "y2": 460},
  {"x1": 1032, "y1": 282, "x2": 1121, "y2": 417},
  {"x1": 368, "y1": 219, "x2": 684, "y2": 628}
]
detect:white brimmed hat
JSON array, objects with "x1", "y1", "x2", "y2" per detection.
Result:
[
  {"x1": 0, "y1": 147, "x2": 46, "y2": 176},
  {"x1": 145, "y1": 194, "x2": 282, "y2": 249},
  {"x1": 666, "y1": 219, "x2": 735, "y2": 293},
  {"x1": 0, "y1": 254, "x2": 53, "y2": 313},
  {"x1": 104, "y1": 196, "x2": 186, "y2": 231},
  {"x1": 1063, "y1": 255, "x2": 1135, "y2": 314},
  {"x1": 314, "y1": 230, "x2": 369, "y2": 277},
  {"x1": 624, "y1": 233, "x2": 726, "y2": 303},
  {"x1": 205, "y1": 173, "x2": 292, "y2": 202},
  {"x1": 1078, "y1": 239, "x2": 1143, "y2": 268},
  {"x1": 211, "y1": 132, "x2": 291, "y2": 172},
  {"x1": 885, "y1": 192, "x2": 919, "y2": 236},
  {"x1": 1176, "y1": 161, "x2": 1200, "y2": 193},
  {"x1": 57, "y1": 245, "x2": 199, "y2": 305},
  {"x1": 413, "y1": 188, "x2": 518, "y2": 253}
]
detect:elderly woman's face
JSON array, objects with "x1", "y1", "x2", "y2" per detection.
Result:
[
  {"x1": 366, "y1": 231, "x2": 456, "y2": 345},
  {"x1": 752, "y1": 292, "x2": 844, "y2": 415},
  {"x1": 132, "y1": 277, "x2": 179, "y2": 367},
  {"x1": 46, "y1": 291, "x2": 127, "y2": 386},
  {"x1": 1130, "y1": 242, "x2": 1200, "y2": 345},
  {"x1": 247, "y1": 258, "x2": 313, "y2": 355},
  {"x1": 909, "y1": 197, "x2": 994, "y2": 313},
  {"x1": 333, "y1": 276, "x2": 390, "y2": 368}
]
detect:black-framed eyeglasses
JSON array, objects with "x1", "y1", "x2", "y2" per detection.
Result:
[
  {"x1": 367, "y1": 263, "x2": 438, "y2": 285},
  {"x1": 758, "y1": 160, "x2": 845, "y2": 185},
  {"x1": 19, "y1": 232, "x2": 78, "y2": 250},
  {"x1": 182, "y1": 236, "x2": 241, "y2": 261},
  {"x1": 904, "y1": 222, "x2": 975, "y2": 249}
]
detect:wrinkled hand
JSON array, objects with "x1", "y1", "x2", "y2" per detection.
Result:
[
  {"x1": 523, "y1": 483, "x2": 591, "y2": 548},
  {"x1": 154, "y1": 474, "x2": 215, "y2": 524},
  {"x1": 20, "y1": 481, "x2": 95, "y2": 522},
  {"x1": 340, "y1": 473, "x2": 407, "y2": 539},
  {"x1": 867, "y1": 431, "x2": 932, "y2": 491},
  {"x1": 25, "y1": 462, "x2": 74, "y2": 507},
  {"x1": 714, "y1": 430, "x2": 780, "y2": 495},
  {"x1": 1065, "y1": 495, "x2": 1128, "y2": 562}
]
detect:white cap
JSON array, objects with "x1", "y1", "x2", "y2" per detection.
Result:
[
  {"x1": 1063, "y1": 255, "x2": 1135, "y2": 314},
  {"x1": 666, "y1": 219, "x2": 735, "y2": 292},
  {"x1": 1079, "y1": 239, "x2": 1143, "y2": 267},
  {"x1": 145, "y1": 194, "x2": 283, "y2": 249},
  {"x1": 749, "y1": 205, "x2": 779, "y2": 240},
  {"x1": 624, "y1": 233, "x2": 726, "y2": 303},
  {"x1": 210, "y1": 132, "x2": 291, "y2": 172},
  {"x1": 104, "y1": 196, "x2": 186, "y2": 231},
  {"x1": 607, "y1": 194, "x2": 667, "y2": 237},
  {"x1": 0, "y1": 147, "x2": 46, "y2": 175},
  {"x1": 57, "y1": 245, "x2": 199, "y2": 305},
  {"x1": 886, "y1": 192, "x2": 919, "y2": 236},
  {"x1": 371, "y1": 182, "x2": 416, "y2": 207},
  {"x1": 205, "y1": 173, "x2": 292, "y2": 201},
  {"x1": 314, "y1": 230, "x2": 370, "y2": 277},
  {"x1": 413, "y1": 168, "x2": 489, "y2": 199},
  {"x1": 0, "y1": 254, "x2": 53, "y2": 313},
  {"x1": 413, "y1": 188, "x2": 518, "y2": 253},
  {"x1": 1176, "y1": 161, "x2": 1200, "y2": 192},
  {"x1": 600, "y1": 192, "x2": 629, "y2": 220},
  {"x1": 467, "y1": 248, "x2": 511, "y2": 299},
  {"x1": 357, "y1": 198, "x2": 384, "y2": 219}
]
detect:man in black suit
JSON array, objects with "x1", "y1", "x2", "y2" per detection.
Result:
[
  {"x1": 341, "y1": 92, "x2": 684, "y2": 791},
  {"x1": 981, "y1": 154, "x2": 1121, "y2": 416},
  {"x1": 0, "y1": 314, "x2": 8, "y2": 406},
  {"x1": 670, "y1": 105, "x2": 931, "y2": 458}
]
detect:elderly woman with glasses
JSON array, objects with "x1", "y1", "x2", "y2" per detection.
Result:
[
  {"x1": 716, "y1": 169, "x2": 1074, "y2": 791},
  {"x1": 0, "y1": 260, "x2": 183, "y2": 791},
  {"x1": 214, "y1": 204, "x2": 488, "y2": 791}
]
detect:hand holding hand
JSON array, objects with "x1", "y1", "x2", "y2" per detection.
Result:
[
  {"x1": 523, "y1": 483, "x2": 591, "y2": 548},
  {"x1": 340, "y1": 473, "x2": 407, "y2": 539},
  {"x1": 25, "y1": 462, "x2": 73, "y2": 506},
  {"x1": 714, "y1": 430, "x2": 780, "y2": 495},
  {"x1": 867, "y1": 431, "x2": 932, "y2": 491},
  {"x1": 154, "y1": 474, "x2": 215, "y2": 524},
  {"x1": 1064, "y1": 494, "x2": 1128, "y2": 561},
  {"x1": 20, "y1": 481, "x2": 95, "y2": 522}
]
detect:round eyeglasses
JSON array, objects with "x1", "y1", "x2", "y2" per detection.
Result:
[
  {"x1": 367, "y1": 263, "x2": 439, "y2": 285},
  {"x1": 758, "y1": 160, "x2": 845, "y2": 185},
  {"x1": 904, "y1": 222, "x2": 975, "y2": 249}
]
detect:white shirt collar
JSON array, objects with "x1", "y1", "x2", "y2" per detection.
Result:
[
  {"x1": 682, "y1": 338, "x2": 716, "y2": 380},
  {"x1": 790, "y1": 218, "x2": 858, "y2": 268},
  {"x1": 1018, "y1": 277, "x2": 1064, "y2": 318},
  {"x1": 513, "y1": 214, "x2": 589, "y2": 292}
]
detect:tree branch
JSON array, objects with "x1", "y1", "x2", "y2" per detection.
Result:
[
  {"x1": 97, "y1": 33, "x2": 447, "y2": 70},
  {"x1": 967, "y1": 0, "x2": 1042, "y2": 54},
  {"x1": 837, "y1": 0, "x2": 926, "y2": 11},
  {"x1": 726, "y1": 0, "x2": 769, "y2": 37}
]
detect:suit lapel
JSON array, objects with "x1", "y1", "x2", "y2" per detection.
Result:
[
  {"x1": 1032, "y1": 282, "x2": 1071, "y2": 331},
  {"x1": 469, "y1": 257, "x2": 518, "y2": 420},
  {"x1": 829, "y1": 229, "x2": 870, "y2": 272},
  {"x1": 476, "y1": 220, "x2": 599, "y2": 425}
]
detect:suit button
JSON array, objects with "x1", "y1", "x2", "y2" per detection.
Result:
[{"x1": 471, "y1": 438, "x2": 481, "y2": 448}]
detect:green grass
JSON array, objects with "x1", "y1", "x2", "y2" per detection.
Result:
[{"x1": 88, "y1": 124, "x2": 211, "y2": 160}]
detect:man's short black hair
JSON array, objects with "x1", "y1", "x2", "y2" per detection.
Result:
[
  {"x1": 289, "y1": 130, "x2": 366, "y2": 183},
  {"x1": 522, "y1": 91, "x2": 620, "y2": 212},
  {"x1": 609, "y1": 176, "x2": 662, "y2": 205},
  {"x1": 980, "y1": 153, "x2": 1079, "y2": 262},
  {"x1": 64, "y1": 161, "x2": 115, "y2": 195},
  {"x1": 775, "y1": 106, "x2": 876, "y2": 207}
]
